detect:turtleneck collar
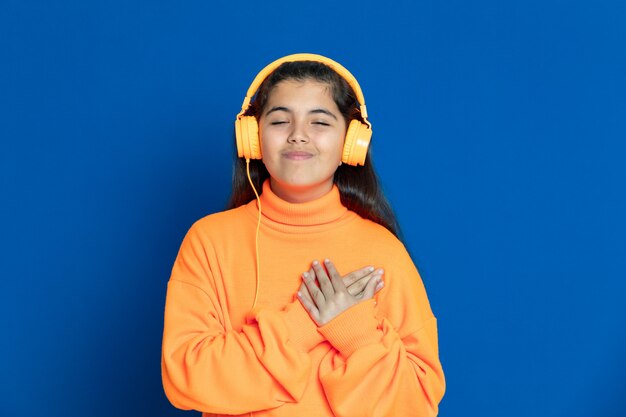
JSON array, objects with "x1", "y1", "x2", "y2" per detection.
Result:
[{"x1": 245, "y1": 180, "x2": 353, "y2": 231}]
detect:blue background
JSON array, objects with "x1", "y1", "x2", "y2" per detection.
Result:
[{"x1": 1, "y1": 1, "x2": 625, "y2": 416}]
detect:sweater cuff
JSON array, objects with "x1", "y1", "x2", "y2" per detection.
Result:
[
  {"x1": 318, "y1": 299, "x2": 382, "y2": 358},
  {"x1": 282, "y1": 301, "x2": 324, "y2": 352}
]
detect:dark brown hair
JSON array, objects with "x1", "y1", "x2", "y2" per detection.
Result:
[{"x1": 227, "y1": 60, "x2": 401, "y2": 238}]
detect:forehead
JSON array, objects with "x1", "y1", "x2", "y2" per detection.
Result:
[{"x1": 265, "y1": 79, "x2": 336, "y2": 106}]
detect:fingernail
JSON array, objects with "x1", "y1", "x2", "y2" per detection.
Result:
[
  {"x1": 297, "y1": 291, "x2": 302, "y2": 297},
  {"x1": 377, "y1": 269, "x2": 385, "y2": 274},
  {"x1": 324, "y1": 258, "x2": 330, "y2": 264},
  {"x1": 368, "y1": 266, "x2": 375, "y2": 272},
  {"x1": 312, "y1": 260, "x2": 319, "y2": 266},
  {"x1": 302, "y1": 272, "x2": 308, "y2": 279}
]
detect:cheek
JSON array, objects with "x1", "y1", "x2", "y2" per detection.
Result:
[
  {"x1": 259, "y1": 129, "x2": 279, "y2": 159},
  {"x1": 329, "y1": 133, "x2": 346, "y2": 159},
  {"x1": 332, "y1": 143, "x2": 344, "y2": 162}
]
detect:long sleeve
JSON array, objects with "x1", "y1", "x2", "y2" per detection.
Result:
[
  {"x1": 161, "y1": 223, "x2": 324, "y2": 415},
  {"x1": 316, "y1": 247, "x2": 446, "y2": 417}
]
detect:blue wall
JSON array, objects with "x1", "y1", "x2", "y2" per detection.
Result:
[{"x1": 1, "y1": 1, "x2": 625, "y2": 416}]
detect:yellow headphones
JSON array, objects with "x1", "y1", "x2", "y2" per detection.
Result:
[{"x1": 234, "y1": 53, "x2": 373, "y2": 166}]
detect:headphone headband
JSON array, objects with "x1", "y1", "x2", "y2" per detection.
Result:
[{"x1": 237, "y1": 53, "x2": 370, "y2": 127}]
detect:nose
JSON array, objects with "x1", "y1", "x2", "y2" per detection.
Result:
[{"x1": 287, "y1": 121, "x2": 309, "y2": 144}]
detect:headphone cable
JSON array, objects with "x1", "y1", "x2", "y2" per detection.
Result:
[{"x1": 246, "y1": 159, "x2": 261, "y2": 310}]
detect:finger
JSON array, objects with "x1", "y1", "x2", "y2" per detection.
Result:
[
  {"x1": 297, "y1": 281, "x2": 316, "y2": 307},
  {"x1": 302, "y1": 269, "x2": 325, "y2": 307},
  {"x1": 347, "y1": 276, "x2": 370, "y2": 296},
  {"x1": 347, "y1": 268, "x2": 383, "y2": 296},
  {"x1": 346, "y1": 269, "x2": 380, "y2": 296},
  {"x1": 312, "y1": 260, "x2": 334, "y2": 298},
  {"x1": 343, "y1": 265, "x2": 375, "y2": 287},
  {"x1": 354, "y1": 277, "x2": 385, "y2": 299},
  {"x1": 297, "y1": 285, "x2": 320, "y2": 323},
  {"x1": 361, "y1": 273, "x2": 383, "y2": 300},
  {"x1": 323, "y1": 259, "x2": 347, "y2": 292}
]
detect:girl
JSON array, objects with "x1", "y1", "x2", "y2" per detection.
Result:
[{"x1": 161, "y1": 53, "x2": 445, "y2": 417}]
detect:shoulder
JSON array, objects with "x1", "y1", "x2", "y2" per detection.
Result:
[
  {"x1": 193, "y1": 204, "x2": 250, "y2": 228},
  {"x1": 350, "y1": 213, "x2": 405, "y2": 246},
  {"x1": 183, "y1": 204, "x2": 254, "y2": 244},
  {"x1": 345, "y1": 214, "x2": 423, "y2": 284}
]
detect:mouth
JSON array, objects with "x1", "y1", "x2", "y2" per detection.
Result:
[{"x1": 282, "y1": 151, "x2": 314, "y2": 160}]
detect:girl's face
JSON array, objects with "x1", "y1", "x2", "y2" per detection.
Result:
[{"x1": 259, "y1": 79, "x2": 347, "y2": 203}]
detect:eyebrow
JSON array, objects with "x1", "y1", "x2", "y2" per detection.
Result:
[{"x1": 265, "y1": 106, "x2": 338, "y2": 120}]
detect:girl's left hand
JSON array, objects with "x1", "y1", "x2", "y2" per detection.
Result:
[{"x1": 297, "y1": 259, "x2": 383, "y2": 326}]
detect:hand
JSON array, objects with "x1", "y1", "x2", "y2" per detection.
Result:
[
  {"x1": 302, "y1": 263, "x2": 383, "y2": 303},
  {"x1": 343, "y1": 265, "x2": 385, "y2": 299},
  {"x1": 297, "y1": 263, "x2": 383, "y2": 316},
  {"x1": 297, "y1": 259, "x2": 384, "y2": 326}
]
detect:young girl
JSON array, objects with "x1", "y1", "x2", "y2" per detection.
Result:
[{"x1": 161, "y1": 53, "x2": 445, "y2": 417}]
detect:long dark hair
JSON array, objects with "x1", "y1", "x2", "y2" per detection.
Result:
[{"x1": 227, "y1": 60, "x2": 401, "y2": 238}]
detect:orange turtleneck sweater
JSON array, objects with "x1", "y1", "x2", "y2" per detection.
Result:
[{"x1": 161, "y1": 181, "x2": 445, "y2": 417}]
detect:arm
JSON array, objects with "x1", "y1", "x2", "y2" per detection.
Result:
[
  {"x1": 300, "y1": 252, "x2": 445, "y2": 417},
  {"x1": 161, "y1": 223, "x2": 323, "y2": 415}
]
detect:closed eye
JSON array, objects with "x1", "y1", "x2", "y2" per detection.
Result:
[{"x1": 270, "y1": 121, "x2": 288, "y2": 125}]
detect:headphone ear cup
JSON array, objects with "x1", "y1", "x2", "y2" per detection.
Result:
[
  {"x1": 342, "y1": 120, "x2": 372, "y2": 166},
  {"x1": 235, "y1": 116, "x2": 262, "y2": 159}
]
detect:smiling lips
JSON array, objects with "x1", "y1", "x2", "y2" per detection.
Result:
[{"x1": 282, "y1": 151, "x2": 314, "y2": 160}]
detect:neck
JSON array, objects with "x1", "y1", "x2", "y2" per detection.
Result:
[
  {"x1": 245, "y1": 179, "x2": 350, "y2": 232},
  {"x1": 269, "y1": 178, "x2": 334, "y2": 203}
]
